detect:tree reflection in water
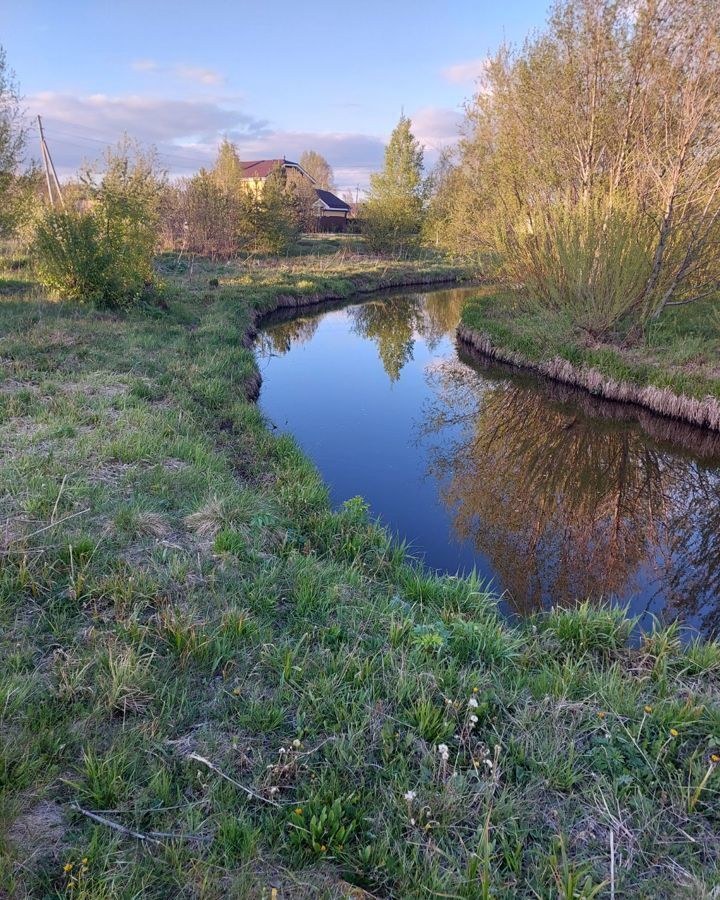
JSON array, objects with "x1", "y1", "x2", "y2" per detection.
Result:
[
  {"x1": 263, "y1": 287, "x2": 471, "y2": 380},
  {"x1": 261, "y1": 287, "x2": 720, "y2": 637},
  {"x1": 421, "y1": 357, "x2": 720, "y2": 635},
  {"x1": 349, "y1": 288, "x2": 470, "y2": 381},
  {"x1": 261, "y1": 314, "x2": 321, "y2": 356}
]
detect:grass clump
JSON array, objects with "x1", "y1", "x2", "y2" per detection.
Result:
[{"x1": 0, "y1": 251, "x2": 719, "y2": 897}]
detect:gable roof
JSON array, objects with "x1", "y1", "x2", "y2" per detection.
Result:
[
  {"x1": 314, "y1": 188, "x2": 351, "y2": 212},
  {"x1": 239, "y1": 159, "x2": 316, "y2": 183}
]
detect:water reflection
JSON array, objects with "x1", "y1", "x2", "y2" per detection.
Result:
[
  {"x1": 259, "y1": 286, "x2": 720, "y2": 638},
  {"x1": 263, "y1": 288, "x2": 470, "y2": 382},
  {"x1": 422, "y1": 356, "x2": 720, "y2": 634}
]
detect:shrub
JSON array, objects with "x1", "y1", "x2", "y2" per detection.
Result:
[
  {"x1": 34, "y1": 138, "x2": 162, "y2": 306},
  {"x1": 362, "y1": 196, "x2": 422, "y2": 256},
  {"x1": 34, "y1": 210, "x2": 127, "y2": 305},
  {"x1": 495, "y1": 196, "x2": 654, "y2": 337}
]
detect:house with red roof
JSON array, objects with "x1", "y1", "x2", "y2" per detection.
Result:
[{"x1": 239, "y1": 158, "x2": 351, "y2": 231}]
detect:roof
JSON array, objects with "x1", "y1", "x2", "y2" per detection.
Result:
[
  {"x1": 239, "y1": 159, "x2": 316, "y2": 183},
  {"x1": 314, "y1": 188, "x2": 351, "y2": 211}
]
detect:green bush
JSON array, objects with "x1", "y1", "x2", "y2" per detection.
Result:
[
  {"x1": 34, "y1": 210, "x2": 128, "y2": 306},
  {"x1": 362, "y1": 196, "x2": 422, "y2": 255},
  {"x1": 33, "y1": 139, "x2": 161, "y2": 306}
]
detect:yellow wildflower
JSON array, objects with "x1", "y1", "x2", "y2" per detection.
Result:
[
  {"x1": 644, "y1": 705, "x2": 653, "y2": 714},
  {"x1": 670, "y1": 728, "x2": 679, "y2": 737},
  {"x1": 320, "y1": 844, "x2": 327, "y2": 852},
  {"x1": 294, "y1": 807, "x2": 303, "y2": 815},
  {"x1": 63, "y1": 863, "x2": 73, "y2": 873},
  {"x1": 597, "y1": 711, "x2": 606, "y2": 719},
  {"x1": 711, "y1": 753, "x2": 720, "y2": 764}
]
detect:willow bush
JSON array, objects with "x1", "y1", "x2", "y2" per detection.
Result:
[
  {"x1": 430, "y1": 0, "x2": 720, "y2": 337},
  {"x1": 495, "y1": 197, "x2": 655, "y2": 336},
  {"x1": 34, "y1": 209, "x2": 120, "y2": 305},
  {"x1": 34, "y1": 138, "x2": 162, "y2": 306}
]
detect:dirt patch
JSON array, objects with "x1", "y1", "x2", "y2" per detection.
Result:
[{"x1": 7, "y1": 798, "x2": 67, "y2": 862}]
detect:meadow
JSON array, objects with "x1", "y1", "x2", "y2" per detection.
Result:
[{"x1": 1, "y1": 247, "x2": 719, "y2": 898}]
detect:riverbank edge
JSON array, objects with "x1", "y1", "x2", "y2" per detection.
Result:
[{"x1": 456, "y1": 322, "x2": 720, "y2": 432}]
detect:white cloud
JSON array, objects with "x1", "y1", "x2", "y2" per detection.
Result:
[
  {"x1": 442, "y1": 57, "x2": 490, "y2": 85},
  {"x1": 25, "y1": 92, "x2": 384, "y2": 190},
  {"x1": 410, "y1": 106, "x2": 463, "y2": 151},
  {"x1": 26, "y1": 92, "x2": 459, "y2": 193},
  {"x1": 131, "y1": 59, "x2": 225, "y2": 86},
  {"x1": 26, "y1": 92, "x2": 268, "y2": 173},
  {"x1": 174, "y1": 65, "x2": 225, "y2": 86}
]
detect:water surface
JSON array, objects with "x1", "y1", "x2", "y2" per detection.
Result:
[{"x1": 258, "y1": 286, "x2": 720, "y2": 637}]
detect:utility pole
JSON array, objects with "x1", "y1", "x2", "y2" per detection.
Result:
[{"x1": 37, "y1": 116, "x2": 65, "y2": 208}]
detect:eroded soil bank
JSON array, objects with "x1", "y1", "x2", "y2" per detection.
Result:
[{"x1": 457, "y1": 323, "x2": 720, "y2": 431}]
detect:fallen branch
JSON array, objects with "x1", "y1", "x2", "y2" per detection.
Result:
[
  {"x1": 188, "y1": 752, "x2": 281, "y2": 807},
  {"x1": 73, "y1": 805, "x2": 161, "y2": 845},
  {"x1": 72, "y1": 804, "x2": 211, "y2": 844}
]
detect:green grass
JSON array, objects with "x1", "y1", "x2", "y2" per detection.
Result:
[
  {"x1": 1, "y1": 250, "x2": 719, "y2": 897},
  {"x1": 461, "y1": 288, "x2": 720, "y2": 403}
]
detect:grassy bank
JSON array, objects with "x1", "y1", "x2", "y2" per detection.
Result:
[
  {"x1": 1, "y1": 251, "x2": 720, "y2": 898},
  {"x1": 460, "y1": 290, "x2": 720, "y2": 431}
]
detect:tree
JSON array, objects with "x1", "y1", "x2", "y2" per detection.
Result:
[
  {"x1": 82, "y1": 136, "x2": 165, "y2": 285},
  {"x1": 434, "y1": 0, "x2": 720, "y2": 334},
  {"x1": 174, "y1": 170, "x2": 239, "y2": 257},
  {"x1": 300, "y1": 150, "x2": 335, "y2": 190},
  {"x1": 257, "y1": 166, "x2": 300, "y2": 252},
  {"x1": 286, "y1": 168, "x2": 319, "y2": 232},
  {"x1": 213, "y1": 138, "x2": 244, "y2": 194},
  {"x1": 0, "y1": 45, "x2": 27, "y2": 238},
  {"x1": 362, "y1": 115, "x2": 425, "y2": 254},
  {"x1": 234, "y1": 164, "x2": 299, "y2": 254}
]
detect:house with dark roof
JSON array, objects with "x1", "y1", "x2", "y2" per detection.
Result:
[
  {"x1": 313, "y1": 188, "x2": 351, "y2": 231},
  {"x1": 238, "y1": 158, "x2": 351, "y2": 232}
]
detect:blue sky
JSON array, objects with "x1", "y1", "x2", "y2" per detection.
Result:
[{"x1": 1, "y1": 0, "x2": 550, "y2": 192}]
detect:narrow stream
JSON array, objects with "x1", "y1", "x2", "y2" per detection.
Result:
[{"x1": 257, "y1": 285, "x2": 720, "y2": 638}]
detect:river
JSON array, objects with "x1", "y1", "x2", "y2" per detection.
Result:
[{"x1": 257, "y1": 285, "x2": 720, "y2": 638}]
